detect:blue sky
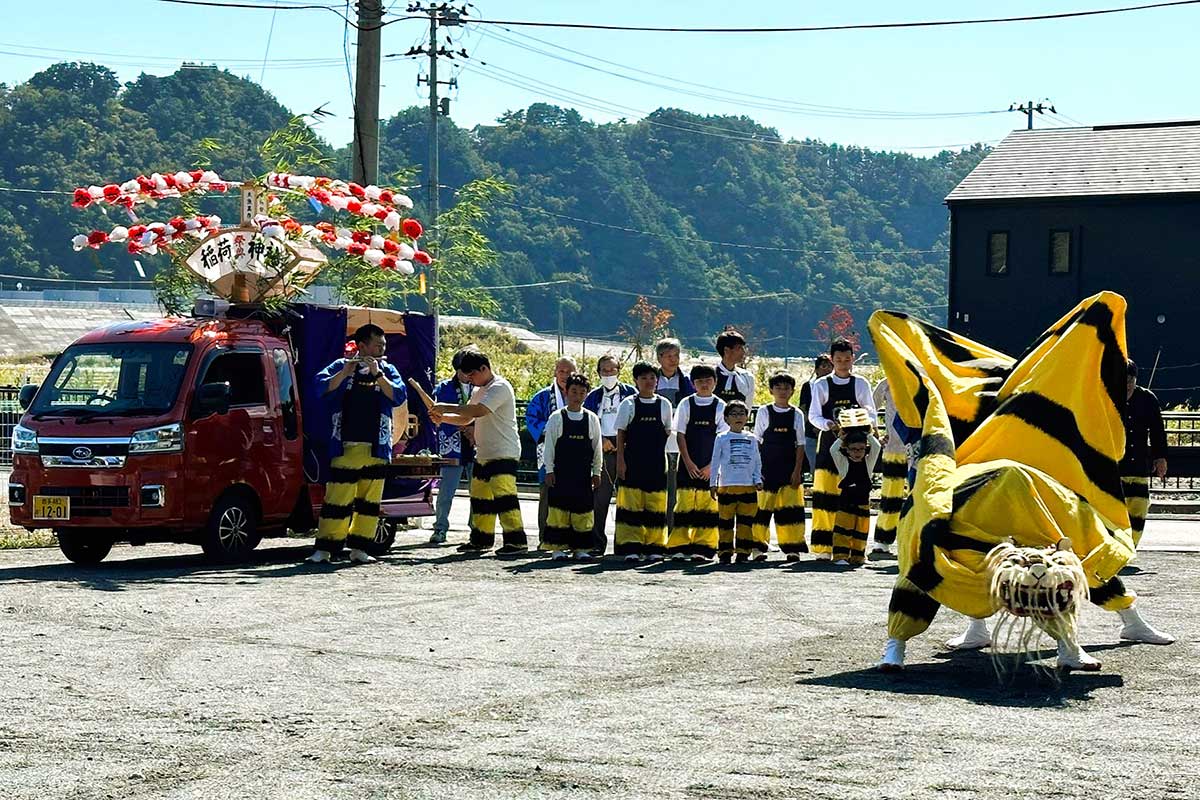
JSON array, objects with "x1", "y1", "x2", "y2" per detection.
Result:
[{"x1": 2, "y1": 1, "x2": 1198, "y2": 154}]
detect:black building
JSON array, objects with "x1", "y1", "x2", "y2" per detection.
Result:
[{"x1": 945, "y1": 120, "x2": 1200, "y2": 406}]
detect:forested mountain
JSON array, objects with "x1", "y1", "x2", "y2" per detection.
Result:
[{"x1": 0, "y1": 63, "x2": 988, "y2": 355}]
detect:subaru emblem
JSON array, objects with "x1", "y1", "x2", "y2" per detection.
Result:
[{"x1": 72, "y1": 446, "x2": 93, "y2": 461}]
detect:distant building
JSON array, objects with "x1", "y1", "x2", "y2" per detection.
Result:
[{"x1": 946, "y1": 120, "x2": 1200, "y2": 405}]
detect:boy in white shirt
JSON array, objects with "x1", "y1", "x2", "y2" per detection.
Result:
[
  {"x1": 709, "y1": 400, "x2": 764, "y2": 564},
  {"x1": 615, "y1": 361, "x2": 674, "y2": 562},
  {"x1": 753, "y1": 372, "x2": 807, "y2": 561},
  {"x1": 541, "y1": 373, "x2": 604, "y2": 560},
  {"x1": 807, "y1": 338, "x2": 876, "y2": 560},
  {"x1": 714, "y1": 327, "x2": 756, "y2": 405},
  {"x1": 667, "y1": 365, "x2": 727, "y2": 561},
  {"x1": 829, "y1": 414, "x2": 882, "y2": 566}
]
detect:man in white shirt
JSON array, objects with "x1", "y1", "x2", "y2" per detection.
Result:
[
  {"x1": 807, "y1": 338, "x2": 876, "y2": 560},
  {"x1": 430, "y1": 349, "x2": 528, "y2": 556}
]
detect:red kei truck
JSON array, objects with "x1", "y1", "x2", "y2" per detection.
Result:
[{"x1": 6, "y1": 301, "x2": 446, "y2": 565}]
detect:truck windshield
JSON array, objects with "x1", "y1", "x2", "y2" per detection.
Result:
[{"x1": 30, "y1": 343, "x2": 192, "y2": 418}]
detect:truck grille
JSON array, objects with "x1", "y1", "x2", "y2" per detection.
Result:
[
  {"x1": 39, "y1": 438, "x2": 129, "y2": 468},
  {"x1": 40, "y1": 486, "x2": 130, "y2": 517}
]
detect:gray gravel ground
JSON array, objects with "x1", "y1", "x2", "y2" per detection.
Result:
[{"x1": 1, "y1": 498, "x2": 1197, "y2": 799}]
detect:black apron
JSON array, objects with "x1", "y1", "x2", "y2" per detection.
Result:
[
  {"x1": 838, "y1": 457, "x2": 872, "y2": 507},
  {"x1": 548, "y1": 409, "x2": 594, "y2": 513},
  {"x1": 815, "y1": 376, "x2": 861, "y2": 471},
  {"x1": 679, "y1": 396, "x2": 718, "y2": 490},
  {"x1": 625, "y1": 397, "x2": 669, "y2": 491},
  {"x1": 760, "y1": 405, "x2": 798, "y2": 490},
  {"x1": 715, "y1": 367, "x2": 746, "y2": 404}
]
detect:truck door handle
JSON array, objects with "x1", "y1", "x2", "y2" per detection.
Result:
[{"x1": 263, "y1": 423, "x2": 274, "y2": 433}]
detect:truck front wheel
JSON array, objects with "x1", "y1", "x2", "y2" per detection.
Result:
[
  {"x1": 202, "y1": 493, "x2": 262, "y2": 563},
  {"x1": 364, "y1": 518, "x2": 397, "y2": 557},
  {"x1": 57, "y1": 531, "x2": 113, "y2": 565}
]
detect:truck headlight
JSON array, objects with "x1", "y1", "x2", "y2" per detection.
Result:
[
  {"x1": 11, "y1": 424, "x2": 38, "y2": 454},
  {"x1": 129, "y1": 423, "x2": 183, "y2": 454}
]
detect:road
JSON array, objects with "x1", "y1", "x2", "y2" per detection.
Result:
[{"x1": 1, "y1": 495, "x2": 1197, "y2": 799}]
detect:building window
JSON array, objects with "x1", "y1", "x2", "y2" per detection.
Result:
[
  {"x1": 986, "y1": 232, "x2": 1009, "y2": 276},
  {"x1": 1049, "y1": 230, "x2": 1072, "y2": 274}
]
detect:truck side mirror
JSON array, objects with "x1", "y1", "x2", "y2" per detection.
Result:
[
  {"x1": 17, "y1": 384, "x2": 37, "y2": 411},
  {"x1": 195, "y1": 382, "x2": 231, "y2": 417}
]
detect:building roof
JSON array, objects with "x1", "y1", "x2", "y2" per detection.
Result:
[{"x1": 946, "y1": 120, "x2": 1200, "y2": 203}]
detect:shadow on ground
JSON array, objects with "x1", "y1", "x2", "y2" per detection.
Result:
[{"x1": 799, "y1": 644, "x2": 1130, "y2": 707}]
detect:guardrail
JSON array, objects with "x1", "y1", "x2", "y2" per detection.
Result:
[{"x1": 3, "y1": 385, "x2": 1198, "y2": 489}]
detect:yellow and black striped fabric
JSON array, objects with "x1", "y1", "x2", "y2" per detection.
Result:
[
  {"x1": 469, "y1": 458, "x2": 528, "y2": 549},
  {"x1": 316, "y1": 442, "x2": 388, "y2": 553},
  {"x1": 873, "y1": 451, "x2": 908, "y2": 546},
  {"x1": 669, "y1": 474, "x2": 720, "y2": 557},
  {"x1": 832, "y1": 499, "x2": 871, "y2": 565},
  {"x1": 755, "y1": 486, "x2": 807, "y2": 553},
  {"x1": 1121, "y1": 475, "x2": 1150, "y2": 549},
  {"x1": 615, "y1": 486, "x2": 668, "y2": 556},
  {"x1": 543, "y1": 506, "x2": 595, "y2": 551},
  {"x1": 809, "y1": 467, "x2": 841, "y2": 556},
  {"x1": 717, "y1": 486, "x2": 765, "y2": 555},
  {"x1": 870, "y1": 292, "x2": 1138, "y2": 642}
]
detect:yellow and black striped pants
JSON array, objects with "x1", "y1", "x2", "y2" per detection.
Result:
[
  {"x1": 755, "y1": 485, "x2": 807, "y2": 553},
  {"x1": 874, "y1": 451, "x2": 908, "y2": 546},
  {"x1": 717, "y1": 486, "x2": 765, "y2": 555},
  {"x1": 317, "y1": 442, "x2": 387, "y2": 553},
  {"x1": 832, "y1": 496, "x2": 870, "y2": 565},
  {"x1": 542, "y1": 488, "x2": 595, "y2": 552},
  {"x1": 809, "y1": 466, "x2": 841, "y2": 556},
  {"x1": 615, "y1": 483, "x2": 668, "y2": 556},
  {"x1": 1122, "y1": 474, "x2": 1150, "y2": 549},
  {"x1": 668, "y1": 477, "x2": 720, "y2": 557},
  {"x1": 469, "y1": 459, "x2": 527, "y2": 548}
]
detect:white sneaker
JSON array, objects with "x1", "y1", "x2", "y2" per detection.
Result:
[
  {"x1": 306, "y1": 549, "x2": 332, "y2": 564},
  {"x1": 347, "y1": 549, "x2": 377, "y2": 564},
  {"x1": 946, "y1": 617, "x2": 993, "y2": 650},
  {"x1": 877, "y1": 638, "x2": 906, "y2": 672},
  {"x1": 1118, "y1": 607, "x2": 1176, "y2": 645},
  {"x1": 869, "y1": 543, "x2": 892, "y2": 555},
  {"x1": 573, "y1": 550, "x2": 593, "y2": 560},
  {"x1": 638, "y1": 553, "x2": 650, "y2": 562},
  {"x1": 671, "y1": 552, "x2": 689, "y2": 562},
  {"x1": 1057, "y1": 638, "x2": 1101, "y2": 671},
  {"x1": 551, "y1": 550, "x2": 571, "y2": 561},
  {"x1": 646, "y1": 553, "x2": 663, "y2": 562},
  {"x1": 833, "y1": 559, "x2": 850, "y2": 566},
  {"x1": 624, "y1": 554, "x2": 640, "y2": 562}
]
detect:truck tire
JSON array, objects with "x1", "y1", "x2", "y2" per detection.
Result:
[
  {"x1": 57, "y1": 531, "x2": 113, "y2": 565},
  {"x1": 202, "y1": 493, "x2": 262, "y2": 563},
  {"x1": 364, "y1": 518, "x2": 397, "y2": 557}
]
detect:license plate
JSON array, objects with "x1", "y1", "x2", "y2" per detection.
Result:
[{"x1": 32, "y1": 496, "x2": 70, "y2": 521}]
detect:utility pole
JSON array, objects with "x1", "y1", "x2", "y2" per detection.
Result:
[
  {"x1": 1009, "y1": 99, "x2": 1056, "y2": 130},
  {"x1": 351, "y1": 0, "x2": 383, "y2": 186},
  {"x1": 415, "y1": 4, "x2": 463, "y2": 314}
]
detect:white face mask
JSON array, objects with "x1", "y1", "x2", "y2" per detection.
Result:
[{"x1": 600, "y1": 374, "x2": 619, "y2": 390}]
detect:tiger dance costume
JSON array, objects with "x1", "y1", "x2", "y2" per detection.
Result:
[{"x1": 871, "y1": 292, "x2": 1174, "y2": 674}]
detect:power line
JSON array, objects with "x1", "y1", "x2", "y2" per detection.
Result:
[
  {"x1": 401, "y1": 1, "x2": 1200, "y2": 34},
  {"x1": 480, "y1": 26, "x2": 1007, "y2": 121},
  {"x1": 502, "y1": 201, "x2": 948, "y2": 257},
  {"x1": 459, "y1": 61, "x2": 996, "y2": 152},
  {"x1": 154, "y1": 0, "x2": 420, "y2": 29}
]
